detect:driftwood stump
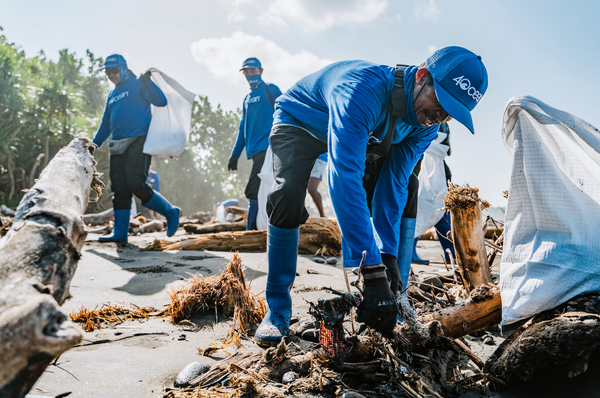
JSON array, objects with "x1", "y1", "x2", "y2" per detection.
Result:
[
  {"x1": 0, "y1": 138, "x2": 102, "y2": 398},
  {"x1": 420, "y1": 285, "x2": 501, "y2": 338},
  {"x1": 444, "y1": 183, "x2": 492, "y2": 290},
  {"x1": 484, "y1": 294, "x2": 600, "y2": 383}
]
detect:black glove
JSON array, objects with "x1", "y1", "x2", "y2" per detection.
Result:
[
  {"x1": 140, "y1": 71, "x2": 152, "y2": 84},
  {"x1": 356, "y1": 265, "x2": 398, "y2": 333},
  {"x1": 227, "y1": 155, "x2": 238, "y2": 171},
  {"x1": 87, "y1": 144, "x2": 96, "y2": 156},
  {"x1": 381, "y1": 254, "x2": 401, "y2": 296}
]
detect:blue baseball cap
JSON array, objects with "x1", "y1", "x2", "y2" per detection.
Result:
[
  {"x1": 240, "y1": 57, "x2": 262, "y2": 70},
  {"x1": 104, "y1": 54, "x2": 127, "y2": 68},
  {"x1": 426, "y1": 46, "x2": 488, "y2": 134}
]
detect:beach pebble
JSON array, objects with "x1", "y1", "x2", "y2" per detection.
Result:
[
  {"x1": 483, "y1": 335, "x2": 495, "y2": 345},
  {"x1": 341, "y1": 391, "x2": 367, "y2": 398},
  {"x1": 282, "y1": 371, "x2": 299, "y2": 384},
  {"x1": 174, "y1": 362, "x2": 210, "y2": 387},
  {"x1": 325, "y1": 257, "x2": 338, "y2": 265}
]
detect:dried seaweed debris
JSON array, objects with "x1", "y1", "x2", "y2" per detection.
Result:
[{"x1": 69, "y1": 303, "x2": 156, "y2": 332}]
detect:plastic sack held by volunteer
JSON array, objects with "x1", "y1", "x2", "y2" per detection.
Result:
[
  {"x1": 254, "y1": 46, "x2": 488, "y2": 347},
  {"x1": 91, "y1": 54, "x2": 181, "y2": 242}
]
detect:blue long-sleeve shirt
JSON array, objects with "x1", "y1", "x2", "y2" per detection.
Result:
[
  {"x1": 232, "y1": 81, "x2": 282, "y2": 159},
  {"x1": 93, "y1": 76, "x2": 167, "y2": 148},
  {"x1": 274, "y1": 61, "x2": 438, "y2": 267}
]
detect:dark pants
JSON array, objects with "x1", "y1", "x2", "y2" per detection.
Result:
[
  {"x1": 245, "y1": 150, "x2": 266, "y2": 200},
  {"x1": 110, "y1": 135, "x2": 154, "y2": 210},
  {"x1": 267, "y1": 126, "x2": 327, "y2": 229},
  {"x1": 363, "y1": 157, "x2": 421, "y2": 218}
]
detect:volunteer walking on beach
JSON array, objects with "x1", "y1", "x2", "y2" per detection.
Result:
[
  {"x1": 255, "y1": 47, "x2": 489, "y2": 346},
  {"x1": 92, "y1": 54, "x2": 181, "y2": 242},
  {"x1": 228, "y1": 58, "x2": 282, "y2": 230}
]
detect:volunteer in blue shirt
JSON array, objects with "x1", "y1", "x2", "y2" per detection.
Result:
[
  {"x1": 255, "y1": 47, "x2": 488, "y2": 346},
  {"x1": 228, "y1": 57, "x2": 282, "y2": 230},
  {"x1": 92, "y1": 54, "x2": 180, "y2": 242}
]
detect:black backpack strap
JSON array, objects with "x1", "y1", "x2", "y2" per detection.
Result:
[
  {"x1": 365, "y1": 65, "x2": 408, "y2": 160},
  {"x1": 265, "y1": 83, "x2": 276, "y2": 111},
  {"x1": 391, "y1": 64, "x2": 409, "y2": 118}
]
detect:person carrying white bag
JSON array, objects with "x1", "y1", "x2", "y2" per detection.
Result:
[{"x1": 91, "y1": 54, "x2": 184, "y2": 242}]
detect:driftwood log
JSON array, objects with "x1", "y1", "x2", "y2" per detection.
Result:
[
  {"x1": 0, "y1": 138, "x2": 102, "y2": 397},
  {"x1": 82, "y1": 207, "x2": 113, "y2": 226},
  {"x1": 444, "y1": 183, "x2": 492, "y2": 290},
  {"x1": 183, "y1": 221, "x2": 246, "y2": 235},
  {"x1": 131, "y1": 219, "x2": 166, "y2": 235},
  {"x1": 484, "y1": 294, "x2": 600, "y2": 383},
  {"x1": 224, "y1": 206, "x2": 248, "y2": 219},
  {"x1": 420, "y1": 284, "x2": 501, "y2": 338},
  {"x1": 143, "y1": 218, "x2": 342, "y2": 256}
]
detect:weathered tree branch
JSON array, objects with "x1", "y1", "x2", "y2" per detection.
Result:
[{"x1": 0, "y1": 138, "x2": 103, "y2": 398}]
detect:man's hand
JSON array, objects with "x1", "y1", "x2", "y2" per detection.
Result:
[
  {"x1": 381, "y1": 255, "x2": 401, "y2": 296},
  {"x1": 140, "y1": 71, "x2": 152, "y2": 84},
  {"x1": 356, "y1": 265, "x2": 398, "y2": 333},
  {"x1": 87, "y1": 145, "x2": 96, "y2": 156},
  {"x1": 227, "y1": 155, "x2": 238, "y2": 171}
]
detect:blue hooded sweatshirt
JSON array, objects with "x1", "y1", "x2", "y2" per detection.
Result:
[
  {"x1": 231, "y1": 79, "x2": 282, "y2": 159},
  {"x1": 274, "y1": 60, "x2": 438, "y2": 268},
  {"x1": 93, "y1": 73, "x2": 168, "y2": 148}
]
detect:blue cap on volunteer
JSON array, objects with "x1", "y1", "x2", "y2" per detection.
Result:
[
  {"x1": 240, "y1": 57, "x2": 262, "y2": 71},
  {"x1": 104, "y1": 54, "x2": 127, "y2": 68},
  {"x1": 426, "y1": 46, "x2": 488, "y2": 134}
]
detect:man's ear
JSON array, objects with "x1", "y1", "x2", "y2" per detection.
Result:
[
  {"x1": 259, "y1": 67, "x2": 264, "y2": 75},
  {"x1": 415, "y1": 68, "x2": 430, "y2": 84}
]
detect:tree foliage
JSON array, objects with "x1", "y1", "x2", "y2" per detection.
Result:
[
  {"x1": 0, "y1": 28, "x2": 107, "y2": 206},
  {"x1": 0, "y1": 29, "x2": 251, "y2": 215},
  {"x1": 151, "y1": 96, "x2": 251, "y2": 214}
]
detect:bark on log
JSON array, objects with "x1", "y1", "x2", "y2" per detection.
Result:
[
  {"x1": 225, "y1": 206, "x2": 247, "y2": 219},
  {"x1": 444, "y1": 184, "x2": 492, "y2": 290},
  {"x1": 0, "y1": 138, "x2": 102, "y2": 398},
  {"x1": 420, "y1": 285, "x2": 501, "y2": 338},
  {"x1": 183, "y1": 222, "x2": 247, "y2": 235},
  {"x1": 83, "y1": 207, "x2": 113, "y2": 226},
  {"x1": 484, "y1": 294, "x2": 600, "y2": 383},
  {"x1": 143, "y1": 218, "x2": 342, "y2": 256}
]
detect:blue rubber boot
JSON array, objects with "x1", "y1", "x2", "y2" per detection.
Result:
[
  {"x1": 99, "y1": 209, "x2": 130, "y2": 243},
  {"x1": 412, "y1": 237, "x2": 430, "y2": 265},
  {"x1": 398, "y1": 217, "x2": 417, "y2": 295},
  {"x1": 247, "y1": 199, "x2": 258, "y2": 231},
  {"x1": 143, "y1": 192, "x2": 181, "y2": 237},
  {"x1": 435, "y1": 211, "x2": 455, "y2": 262},
  {"x1": 255, "y1": 225, "x2": 299, "y2": 347}
]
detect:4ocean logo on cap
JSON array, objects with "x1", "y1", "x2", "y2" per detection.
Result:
[
  {"x1": 453, "y1": 75, "x2": 483, "y2": 103},
  {"x1": 106, "y1": 57, "x2": 118, "y2": 64}
]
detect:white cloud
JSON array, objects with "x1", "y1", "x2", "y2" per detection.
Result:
[
  {"x1": 428, "y1": 45, "x2": 439, "y2": 54},
  {"x1": 258, "y1": 0, "x2": 388, "y2": 31},
  {"x1": 414, "y1": 0, "x2": 441, "y2": 22},
  {"x1": 220, "y1": 0, "x2": 253, "y2": 23},
  {"x1": 190, "y1": 32, "x2": 333, "y2": 91}
]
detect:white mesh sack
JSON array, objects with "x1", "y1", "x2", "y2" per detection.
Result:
[
  {"x1": 256, "y1": 145, "x2": 274, "y2": 231},
  {"x1": 143, "y1": 68, "x2": 196, "y2": 159},
  {"x1": 414, "y1": 136, "x2": 450, "y2": 238},
  {"x1": 500, "y1": 95, "x2": 600, "y2": 325}
]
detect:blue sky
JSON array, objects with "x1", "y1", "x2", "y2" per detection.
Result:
[{"x1": 2, "y1": 0, "x2": 599, "y2": 206}]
